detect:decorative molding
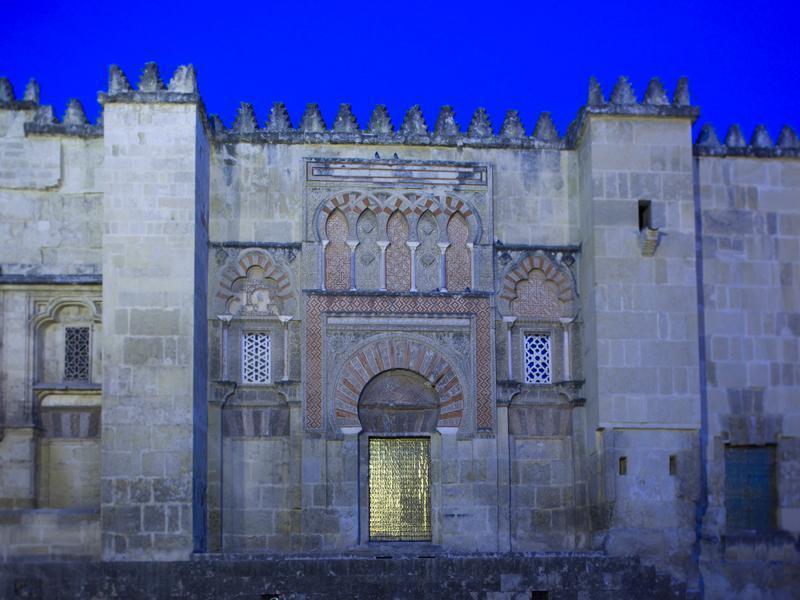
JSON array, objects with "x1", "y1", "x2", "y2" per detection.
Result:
[{"x1": 304, "y1": 293, "x2": 494, "y2": 432}]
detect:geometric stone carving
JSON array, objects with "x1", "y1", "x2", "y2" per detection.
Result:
[
  {"x1": 445, "y1": 212, "x2": 471, "y2": 291},
  {"x1": 64, "y1": 326, "x2": 91, "y2": 381},
  {"x1": 355, "y1": 209, "x2": 380, "y2": 289},
  {"x1": 386, "y1": 211, "x2": 411, "y2": 291},
  {"x1": 332, "y1": 336, "x2": 465, "y2": 432},
  {"x1": 241, "y1": 332, "x2": 270, "y2": 384},
  {"x1": 325, "y1": 209, "x2": 350, "y2": 291},
  {"x1": 499, "y1": 252, "x2": 575, "y2": 318},
  {"x1": 415, "y1": 210, "x2": 440, "y2": 292},
  {"x1": 523, "y1": 333, "x2": 551, "y2": 384},
  {"x1": 217, "y1": 249, "x2": 296, "y2": 316}
]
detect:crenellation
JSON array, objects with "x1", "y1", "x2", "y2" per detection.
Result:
[
  {"x1": 725, "y1": 124, "x2": 746, "y2": 148},
  {"x1": 0, "y1": 77, "x2": 15, "y2": 103},
  {"x1": 609, "y1": 76, "x2": 637, "y2": 105},
  {"x1": 299, "y1": 103, "x2": 326, "y2": 133},
  {"x1": 642, "y1": 78, "x2": 669, "y2": 106},
  {"x1": 750, "y1": 124, "x2": 774, "y2": 148},
  {"x1": 694, "y1": 123, "x2": 800, "y2": 158},
  {"x1": 433, "y1": 105, "x2": 460, "y2": 137},
  {"x1": 467, "y1": 107, "x2": 493, "y2": 138},
  {"x1": 672, "y1": 77, "x2": 690, "y2": 106},
  {"x1": 265, "y1": 102, "x2": 292, "y2": 133},
  {"x1": 137, "y1": 62, "x2": 166, "y2": 92},
  {"x1": 499, "y1": 109, "x2": 525, "y2": 139},
  {"x1": 63, "y1": 99, "x2": 89, "y2": 126},
  {"x1": 532, "y1": 112, "x2": 559, "y2": 142},
  {"x1": 232, "y1": 102, "x2": 258, "y2": 133},
  {"x1": 400, "y1": 104, "x2": 428, "y2": 137},
  {"x1": 367, "y1": 104, "x2": 393, "y2": 134},
  {"x1": 332, "y1": 103, "x2": 358, "y2": 133},
  {"x1": 23, "y1": 79, "x2": 40, "y2": 104},
  {"x1": 777, "y1": 125, "x2": 799, "y2": 149}
]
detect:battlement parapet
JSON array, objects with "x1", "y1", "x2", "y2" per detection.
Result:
[
  {"x1": 694, "y1": 123, "x2": 800, "y2": 158},
  {"x1": 98, "y1": 62, "x2": 200, "y2": 105},
  {"x1": 6, "y1": 66, "x2": 797, "y2": 158},
  {"x1": 24, "y1": 98, "x2": 103, "y2": 138},
  {"x1": 0, "y1": 77, "x2": 40, "y2": 110}
]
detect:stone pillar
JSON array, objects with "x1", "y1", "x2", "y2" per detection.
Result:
[
  {"x1": 377, "y1": 241, "x2": 389, "y2": 291},
  {"x1": 346, "y1": 241, "x2": 359, "y2": 290},
  {"x1": 407, "y1": 241, "x2": 420, "y2": 292},
  {"x1": 100, "y1": 64, "x2": 209, "y2": 560},
  {"x1": 437, "y1": 242, "x2": 449, "y2": 291},
  {"x1": 502, "y1": 316, "x2": 517, "y2": 380}
]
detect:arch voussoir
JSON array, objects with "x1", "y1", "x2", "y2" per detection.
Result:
[{"x1": 332, "y1": 337, "x2": 466, "y2": 432}]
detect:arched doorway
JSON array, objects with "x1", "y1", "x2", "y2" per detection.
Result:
[{"x1": 359, "y1": 369, "x2": 437, "y2": 542}]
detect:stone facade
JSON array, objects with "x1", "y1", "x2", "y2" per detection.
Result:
[{"x1": 0, "y1": 64, "x2": 798, "y2": 597}]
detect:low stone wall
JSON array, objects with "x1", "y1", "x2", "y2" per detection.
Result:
[
  {"x1": 0, "y1": 553, "x2": 685, "y2": 599},
  {"x1": 0, "y1": 509, "x2": 99, "y2": 561}
]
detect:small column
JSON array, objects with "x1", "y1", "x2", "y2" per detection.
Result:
[
  {"x1": 217, "y1": 315, "x2": 233, "y2": 380},
  {"x1": 407, "y1": 241, "x2": 420, "y2": 292},
  {"x1": 278, "y1": 315, "x2": 292, "y2": 381},
  {"x1": 320, "y1": 240, "x2": 329, "y2": 290},
  {"x1": 503, "y1": 316, "x2": 517, "y2": 380},
  {"x1": 466, "y1": 242, "x2": 475, "y2": 289},
  {"x1": 437, "y1": 242, "x2": 450, "y2": 291},
  {"x1": 377, "y1": 241, "x2": 389, "y2": 291},
  {"x1": 346, "y1": 241, "x2": 359, "y2": 291},
  {"x1": 559, "y1": 317, "x2": 572, "y2": 380}
]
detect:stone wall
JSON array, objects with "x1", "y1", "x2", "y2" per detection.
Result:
[
  {"x1": 100, "y1": 88, "x2": 208, "y2": 559},
  {"x1": 696, "y1": 154, "x2": 800, "y2": 597},
  {"x1": 1, "y1": 67, "x2": 799, "y2": 597}
]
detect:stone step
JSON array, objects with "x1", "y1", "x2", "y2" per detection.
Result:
[{"x1": 1, "y1": 553, "x2": 688, "y2": 599}]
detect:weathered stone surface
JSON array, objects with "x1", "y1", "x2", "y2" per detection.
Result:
[{"x1": 232, "y1": 102, "x2": 258, "y2": 133}]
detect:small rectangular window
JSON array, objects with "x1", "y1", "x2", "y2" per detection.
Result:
[
  {"x1": 725, "y1": 445, "x2": 777, "y2": 532},
  {"x1": 524, "y1": 334, "x2": 551, "y2": 384},
  {"x1": 669, "y1": 455, "x2": 677, "y2": 476},
  {"x1": 242, "y1": 333, "x2": 271, "y2": 384},
  {"x1": 64, "y1": 326, "x2": 90, "y2": 382},
  {"x1": 638, "y1": 200, "x2": 652, "y2": 230},
  {"x1": 619, "y1": 456, "x2": 628, "y2": 475}
]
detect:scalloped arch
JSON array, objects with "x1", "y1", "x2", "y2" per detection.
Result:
[
  {"x1": 498, "y1": 252, "x2": 576, "y2": 317},
  {"x1": 216, "y1": 249, "x2": 297, "y2": 315},
  {"x1": 331, "y1": 335, "x2": 466, "y2": 432}
]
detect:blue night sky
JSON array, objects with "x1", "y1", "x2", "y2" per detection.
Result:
[{"x1": 2, "y1": 0, "x2": 797, "y2": 142}]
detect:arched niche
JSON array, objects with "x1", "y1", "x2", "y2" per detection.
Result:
[
  {"x1": 498, "y1": 252, "x2": 577, "y2": 319},
  {"x1": 31, "y1": 298, "x2": 102, "y2": 385},
  {"x1": 217, "y1": 249, "x2": 298, "y2": 317},
  {"x1": 359, "y1": 369, "x2": 440, "y2": 434}
]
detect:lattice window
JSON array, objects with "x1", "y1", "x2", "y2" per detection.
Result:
[
  {"x1": 242, "y1": 333, "x2": 271, "y2": 384},
  {"x1": 524, "y1": 334, "x2": 551, "y2": 384},
  {"x1": 64, "y1": 326, "x2": 90, "y2": 381}
]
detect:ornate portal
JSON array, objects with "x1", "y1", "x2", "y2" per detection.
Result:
[{"x1": 368, "y1": 437, "x2": 431, "y2": 541}]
